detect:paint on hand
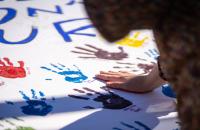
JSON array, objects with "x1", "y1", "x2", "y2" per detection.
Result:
[
  {"x1": 19, "y1": 89, "x2": 53, "y2": 116},
  {"x1": 68, "y1": 87, "x2": 132, "y2": 109},
  {"x1": 116, "y1": 32, "x2": 148, "y2": 47},
  {"x1": 0, "y1": 57, "x2": 26, "y2": 78},
  {"x1": 71, "y1": 44, "x2": 128, "y2": 60},
  {"x1": 41, "y1": 64, "x2": 88, "y2": 83}
]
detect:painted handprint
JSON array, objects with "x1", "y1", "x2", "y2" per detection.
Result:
[
  {"x1": 0, "y1": 57, "x2": 26, "y2": 78},
  {"x1": 41, "y1": 64, "x2": 88, "y2": 83},
  {"x1": 116, "y1": 32, "x2": 148, "y2": 47},
  {"x1": 71, "y1": 44, "x2": 128, "y2": 60},
  {"x1": 19, "y1": 89, "x2": 53, "y2": 116},
  {"x1": 68, "y1": 86, "x2": 135, "y2": 110},
  {"x1": 144, "y1": 49, "x2": 159, "y2": 61},
  {"x1": 113, "y1": 59, "x2": 154, "y2": 74},
  {"x1": 113, "y1": 121, "x2": 151, "y2": 130}
]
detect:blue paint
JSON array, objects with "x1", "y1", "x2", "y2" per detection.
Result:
[
  {"x1": 39, "y1": 91, "x2": 45, "y2": 97},
  {"x1": 114, "y1": 121, "x2": 151, "y2": 130},
  {"x1": 28, "y1": 5, "x2": 63, "y2": 17},
  {"x1": 66, "y1": 0, "x2": 75, "y2": 5},
  {"x1": 53, "y1": 18, "x2": 95, "y2": 42},
  {"x1": 134, "y1": 121, "x2": 151, "y2": 130},
  {"x1": 19, "y1": 91, "x2": 30, "y2": 101},
  {"x1": 41, "y1": 64, "x2": 88, "y2": 83},
  {"x1": 0, "y1": 27, "x2": 38, "y2": 44},
  {"x1": 112, "y1": 128, "x2": 123, "y2": 130},
  {"x1": 66, "y1": 0, "x2": 83, "y2": 5},
  {"x1": 19, "y1": 89, "x2": 53, "y2": 116},
  {"x1": 144, "y1": 49, "x2": 159, "y2": 61},
  {"x1": 31, "y1": 89, "x2": 37, "y2": 99},
  {"x1": 120, "y1": 122, "x2": 136, "y2": 129},
  {"x1": 0, "y1": 8, "x2": 16, "y2": 24},
  {"x1": 162, "y1": 84, "x2": 176, "y2": 98},
  {"x1": 5, "y1": 101, "x2": 14, "y2": 105}
]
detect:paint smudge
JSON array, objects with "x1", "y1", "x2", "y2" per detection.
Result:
[
  {"x1": 66, "y1": 0, "x2": 82, "y2": 5},
  {"x1": 41, "y1": 64, "x2": 88, "y2": 83},
  {"x1": 113, "y1": 121, "x2": 151, "y2": 130},
  {"x1": 5, "y1": 101, "x2": 14, "y2": 105},
  {"x1": 68, "y1": 87, "x2": 132, "y2": 109},
  {"x1": 18, "y1": 89, "x2": 53, "y2": 116},
  {"x1": 0, "y1": 57, "x2": 26, "y2": 78},
  {"x1": 71, "y1": 44, "x2": 128, "y2": 60},
  {"x1": 162, "y1": 84, "x2": 176, "y2": 98},
  {"x1": 116, "y1": 32, "x2": 148, "y2": 47}
]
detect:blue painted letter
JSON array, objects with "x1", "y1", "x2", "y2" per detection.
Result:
[{"x1": 53, "y1": 18, "x2": 95, "y2": 42}]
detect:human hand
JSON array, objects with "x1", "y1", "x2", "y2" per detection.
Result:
[
  {"x1": 95, "y1": 64, "x2": 165, "y2": 93},
  {"x1": 95, "y1": 71, "x2": 150, "y2": 93}
]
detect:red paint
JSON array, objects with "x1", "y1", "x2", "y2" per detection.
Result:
[{"x1": 0, "y1": 57, "x2": 26, "y2": 78}]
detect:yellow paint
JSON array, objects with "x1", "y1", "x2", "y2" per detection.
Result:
[{"x1": 116, "y1": 32, "x2": 148, "y2": 47}]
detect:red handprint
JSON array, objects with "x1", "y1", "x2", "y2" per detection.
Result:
[{"x1": 0, "y1": 57, "x2": 26, "y2": 78}]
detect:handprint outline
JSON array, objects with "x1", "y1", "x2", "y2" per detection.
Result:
[
  {"x1": 0, "y1": 57, "x2": 26, "y2": 78},
  {"x1": 41, "y1": 64, "x2": 88, "y2": 83},
  {"x1": 71, "y1": 44, "x2": 128, "y2": 60}
]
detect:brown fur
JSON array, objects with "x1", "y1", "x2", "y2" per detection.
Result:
[{"x1": 84, "y1": 0, "x2": 200, "y2": 130}]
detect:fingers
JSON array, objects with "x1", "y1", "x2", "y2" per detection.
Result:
[
  {"x1": 95, "y1": 73, "x2": 124, "y2": 81},
  {"x1": 85, "y1": 44, "x2": 101, "y2": 51},
  {"x1": 75, "y1": 47, "x2": 96, "y2": 53},
  {"x1": 106, "y1": 81, "x2": 123, "y2": 88},
  {"x1": 99, "y1": 71, "x2": 120, "y2": 75}
]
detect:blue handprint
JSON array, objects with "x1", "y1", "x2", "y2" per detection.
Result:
[
  {"x1": 19, "y1": 89, "x2": 53, "y2": 116},
  {"x1": 40, "y1": 64, "x2": 88, "y2": 83},
  {"x1": 113, "y1": 121, "x2": 151, "y2": 130},
  {"x1": 144, "y1": 48, "x2": 159, "y2": 61}
]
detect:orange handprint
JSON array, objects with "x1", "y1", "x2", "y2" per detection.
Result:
[{"x1": 0, "y1": 57, "x2": 26, "y2": 78}]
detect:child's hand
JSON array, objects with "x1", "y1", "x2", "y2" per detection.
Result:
[
  {"x1": 95, "y1": 71, "x2": 150, "y2": 93},
  {"x1": 95, "y1": 64, "x2": 166, "y2": 93}
]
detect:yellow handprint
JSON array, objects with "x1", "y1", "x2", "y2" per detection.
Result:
[{"x1": 116, "y1": 32, "x2": 148, "y2": 47}]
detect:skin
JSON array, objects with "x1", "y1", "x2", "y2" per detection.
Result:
[{"x1": 95, "y1": 64, "x2": 167, "y2": 93}]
